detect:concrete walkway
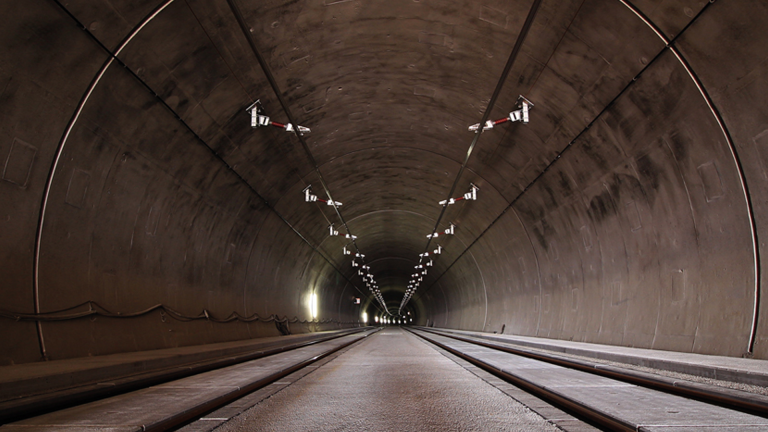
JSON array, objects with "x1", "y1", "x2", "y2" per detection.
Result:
[
  {"x1": 218, "y1": 327, "x2": 560, "y2": 431},
  {"x1": 2, "y1": 332, "x2": 374, "y2": 431},
  {"x1": 439, "y1": 328, "x2": 768, "y2": 386}
]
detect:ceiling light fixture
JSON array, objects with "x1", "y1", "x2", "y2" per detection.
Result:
[
  {"x1": 247, "y1": 100, "x2": 311, "y2": 134},
  {"x1": 468, "y1": 95, "x2": 533, "y2": 132},
  {"x1": 303, "y1": 185, "x2": 342, "y2": 206},
  {"x1": 439, "y1": 183, "x2": 479, "y2": 206}
]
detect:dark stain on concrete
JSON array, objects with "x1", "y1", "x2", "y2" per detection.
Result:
[
  {"x1": 588, "y1": 187, "x2": 616, "y2": 224},
  {"x1": 635, "y1": 152, "x2": 661, "y2": 193}
]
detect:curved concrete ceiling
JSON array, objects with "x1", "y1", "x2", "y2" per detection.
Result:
[{"x1": 2, "y1": 0, "x2": 768, "y2": 364}]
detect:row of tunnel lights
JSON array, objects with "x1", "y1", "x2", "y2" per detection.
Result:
[
  {"x1": 361, "y1": 311, "x2": 413, "y2": 325},
  {"x1": 249, "y1": 96, "x2": 533, "y2": 320},
  {"x1": 398, "y1": 96, "x2": 534, "y2": 313},
  {"x1": 304, "y1": 185, "x2": 388, "y2": 313},
  {"x1": 247, "y1": 101, "x2": 388, "y2": 316},
  {"x1": 398, "y1": 184, "x2": 479, "y2": 312}
]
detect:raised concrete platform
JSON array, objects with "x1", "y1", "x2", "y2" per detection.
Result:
[
  {"x1": 415, "y1": 329, "x2": 768, "y2": 431},
  {"x1": 0, "y1": 328, "x2": 367, "y2": 422},
  {"x1": 434, "y1": 328, "x2": 768, "y2": 387},
  {"x1": 1, "y1": 330, "x2": 376, "y2": 431}
]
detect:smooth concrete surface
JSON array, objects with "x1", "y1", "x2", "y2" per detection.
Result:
[
  {"x1": 2, "y1": 0, "x2": 768, "y2": 374},
  {"x1": 216, "y1": 327, "x2": 561, "y2": 431},
  {"x1": 437, "y1": 328, "x2": 768, "y2": 387},
  {"x1": 0, "y1": 331, "x2": 374, "y2": 431},
  {"x1": 416, "y1": 330, "x2": 768, "y2": 431}
]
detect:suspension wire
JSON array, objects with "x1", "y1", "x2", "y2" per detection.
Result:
[
  {"x1": 225, "y1": 0, "x2": 387, "y2": 313},
  {"x1": 400, "y1": 0, "x2": 543, "y2": 313},
  {"x1": 183, "y1": 0, "x2": 336, "y2": 229},
  {"x1": 412, "y1": 3, "x2": 752, "y2": 353},
  {"x1": 32, "y1": 0, "x2": 380, "y2": 337}
]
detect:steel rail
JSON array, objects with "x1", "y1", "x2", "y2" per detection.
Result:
[
  {"x1": 413, "y1": 327, "x2": 768, "y2": 419},
  {"x1": 143, "y1": 328, "x2": 378, "y2": 432},
  {"x1": 406, "y1": 327, "x2": 634, "y2": 431},
  {"x1": 0, "y1": 327, "x2": 374, "y2": 425}
]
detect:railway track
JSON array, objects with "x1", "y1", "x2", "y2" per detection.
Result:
[
  {"x1": 408, "y1": 327, "x2": 768, "y2": 431},
  {"x1": 5, "y1": 326, "x2": 767, "y2": 431},
  {"x1": 0, "y1": 328, "x2": 378, "y2": 431}
]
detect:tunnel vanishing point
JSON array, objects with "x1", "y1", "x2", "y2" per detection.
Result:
[{"x1": 2, "y1": 0, "x2": 768, "y2": 366}]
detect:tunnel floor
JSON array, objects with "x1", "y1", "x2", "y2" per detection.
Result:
[{"x1": 215, "y1": 327, "x2": 560, "y2": 431}]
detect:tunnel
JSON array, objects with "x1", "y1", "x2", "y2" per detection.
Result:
[{"x1": 2, "y1": 0, "x2": 768, "y2": 385}]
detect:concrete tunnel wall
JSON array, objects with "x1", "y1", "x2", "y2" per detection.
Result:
[{"x1": 2, "y1": 0, "x2": 768, "y2": 365}]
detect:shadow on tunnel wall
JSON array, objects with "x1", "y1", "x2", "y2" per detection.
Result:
[
  {"x1": 0, "y1": 0, "x2": 366, "y2": 365},
  {"x1": 1, "y1": 0, "x2": 768, "y2": 365},
  {"x1": 415, "y1": 1, "x2": 768, "y2": 359}
]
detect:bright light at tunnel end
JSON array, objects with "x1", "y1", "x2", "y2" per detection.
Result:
[{"x1": 309, "y1": 292, "x2": 318, "y2": 319}]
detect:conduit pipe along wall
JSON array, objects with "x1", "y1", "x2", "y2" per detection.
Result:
[
  {"x1": 2, "y1": 0, "x2": 768, "y2": 365},
  {"x1": 418, "y1": 1, "x2": 768, "y2": 359},
  {"x1": 0, "y1": 0, "x2": 367, "y2": 365}
]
